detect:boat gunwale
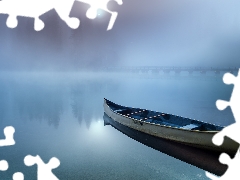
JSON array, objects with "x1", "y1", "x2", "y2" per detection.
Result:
[{"x1": 104, "y1": 98, "x2": 223, "y2": 134}]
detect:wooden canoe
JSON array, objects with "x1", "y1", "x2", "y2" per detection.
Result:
[{"x1": 103, "y1": 98, "x2": 238, "y2": 154}]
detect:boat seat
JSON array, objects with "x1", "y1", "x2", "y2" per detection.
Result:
[
  {"x1": 115, "y1": 109, "x2": 123, "y2": 113},
  {"x1": 181, "y1": 124, "x2": 199, "y2": 130}
]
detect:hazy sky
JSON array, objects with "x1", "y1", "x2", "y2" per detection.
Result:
[{"x1": 0, "y1": 0, "x2": 240, "y2": 71}]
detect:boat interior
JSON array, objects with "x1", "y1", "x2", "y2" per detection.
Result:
[{"x1": 105, "y1": 99, "x2": 224, "y2": 131}]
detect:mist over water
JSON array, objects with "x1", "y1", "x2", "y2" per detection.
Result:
[
  {"x1": 0, "y1": 72, "x2": 234, "y2": 179},
  {"x1": 1, "y1": 0, "x2": 240, "y2": 71},
  {"x1": 0, "y1": 0, "x2": 239, "y2": 178}
]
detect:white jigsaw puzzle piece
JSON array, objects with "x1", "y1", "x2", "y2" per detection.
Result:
[
  {"x1": 212, "y1": 123, "x2": 240, "y2": 146},
  {"x1": 206, "y1": 148, "x2": 240, "y2": 179},
  {"x1": 206, "y1": 68, "x2": 240, "y2": 179},
  {"x1": 0, "y1": 0, "x2": 80, "y2": 31},
  {"x1": 0, "y1": 127, "x2": 15, "y2": 179},
  {"x1": 24, "y1": 155, "x2": 60, "y2": 180},
  {"x1": 13, "y1": 172, "x2": 24, "y2": 180},
  {"x1": 0, "y1": 126, "x2": 15, "y2": 147},
  {"x1": 0, "y1": 0, "x2": 123, "y2": 31},
  {"x1": 216, "y1": 70, "x2": 240, "y2": 121},
  {"x1": 212, "y1": 69, "x2": 240, "y2": 147},
  {"x1": 0, "y1": 160, "x2": 8, "y2": 171},
  {"x1": 77, "y1": 0, "x2": 123, "y2": 30}
]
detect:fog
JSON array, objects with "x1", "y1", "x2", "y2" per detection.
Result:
[
  {"x1": 0, "y1": 71, "x2": 234, "y2": 128},
  {"x1": 0, "y1": 0, "x2": 240, "y2": 71},
  {"x1": 0, "y1": 71, "x2": 234, "y2": 179}
]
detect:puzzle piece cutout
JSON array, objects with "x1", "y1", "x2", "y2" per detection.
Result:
[
  {"x1": 206, "y1": 149, "x2": 240, "y2": 179},
  {"x1": 77, "y1": 0, "x2": 123, "y2": 30},
  {"x1": 0, "y1": 160, "x2": 8, "y2": 171},
  {"x1": 0, "y1": 0, "x2": 123, "y2": 31},
  {"x1": 0, "y1": 126, "x2": 61, "y2": 179},
  {"x1": 0, "y1": 0, "x2": 80, "y2": 31},
  {"x1": 0, "y1": 126, "x2": 15, "y2": 147},
  {"x1": 24, "y1": 155, "x2": 60, "y2": 180},
  {"x1": 206, "y1": 69, "x2": 240, "y2": 179},
  {"x1": 0, "y1": 126, "x2": 19, "y2": 179},
  {"x1": 12, "y1": 172, "x2": 24, "y2": 180},
  {"x1": 212, "y1": 70, "x2": 240, "y2": 146},
  {"x1": 216, "y1": 70, "x2": 240, "y2": 121}
]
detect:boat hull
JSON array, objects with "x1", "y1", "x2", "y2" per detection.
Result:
[
  {"x1": 103, "y1": 113, "x2": 228, "y2": 176},
  {"x1": 104, "y1": 99, "x2": 238, "y2": 154}
]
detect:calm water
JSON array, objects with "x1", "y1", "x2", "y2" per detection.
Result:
[{"x1": 0, "y1": 72, "x2": 234, "y2": 180}]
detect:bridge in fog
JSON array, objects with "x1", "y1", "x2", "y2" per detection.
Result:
[{"x1": 101, "y1": 66, "x2": 239, "y2": 75}]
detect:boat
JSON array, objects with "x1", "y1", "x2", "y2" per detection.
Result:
[
  {"x1": 103, "y1": 98, "x2": 239, "y2": 154},
  {"x1": 103, "y1": 113, "x2": 227, "y2": 176}
]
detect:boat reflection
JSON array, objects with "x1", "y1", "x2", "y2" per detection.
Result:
[{"x1": 103, "y1": 113, "x2": 238, "y2": 176}]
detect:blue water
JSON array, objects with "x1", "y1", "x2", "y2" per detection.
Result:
[{"x1": 0, "y1": 72, "x2": 234, "y2": 180}]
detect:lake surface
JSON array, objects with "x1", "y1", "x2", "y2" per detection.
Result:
[{"x1": 0, "y1": 72, "x2": 234, "y2": 180}]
